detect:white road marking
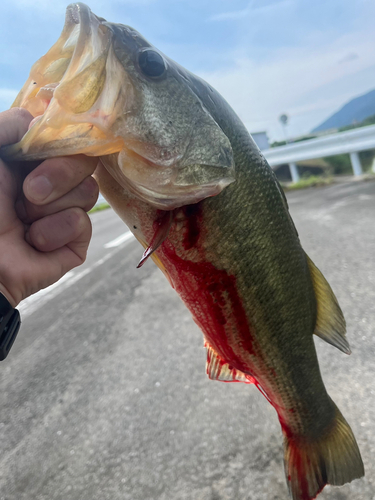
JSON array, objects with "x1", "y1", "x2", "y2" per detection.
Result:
[
  {"x1": 359, "y1": 194, "x2": 372, "y2": 201},
  {"x1": 104, "y1": 231, "x2": 134, "y2": 248},
  {"x1": 19, "y1": 232, "x2": 136, "y2": 318}
]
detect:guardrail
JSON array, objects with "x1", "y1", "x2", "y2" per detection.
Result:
[{"x1": 262, "y1": 125, "x2": 375, "y2": 182}]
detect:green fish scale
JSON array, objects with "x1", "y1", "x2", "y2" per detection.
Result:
[{"x1": 185, "y1": 83, "x2": 337, "y2": 440}]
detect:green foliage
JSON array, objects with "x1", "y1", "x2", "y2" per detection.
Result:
[
  {"x1": 89, "y1": 201, "x2": 111, "y2": 214},
  {"x1": 359, "y1": 149, "x2": 375, "y2": 171},
  {"x1": 338, "y1": 113, "x2": 375, "y2": 132},
  {"x1": 323, "y1": 150, "x2": 375, "y2": 174},
  {"x1": 324, "y1": 114, "x2": 375, "y2": 173},
  {"x1": 270, "y1": 140, "x2": 287, "y2": 147},
  {"x1": 270, "y1": 135, "x2": 317, "y2": 148},
  {"x1": 282, "y1": 175, "x2": 334, "y2": 191},
  {"x1": 323, "y1": 154, "x2": 352, "y2": 175},
  {"x1": 270, "y1": 112, "x2": 375, "y2": 174},
  {"x1": 292, "y1": 135, "x2": 317, "y2": 143}
]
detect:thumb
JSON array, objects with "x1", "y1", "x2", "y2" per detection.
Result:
[{"x1": 0, "y1": 108, "x2": 33, "y2": 148}]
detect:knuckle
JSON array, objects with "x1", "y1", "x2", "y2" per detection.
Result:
[
  {"x1": 10, "y1": 107, "x2": 33, "y2": 123},
  {"x1": 79, "y1": 176, "x2": 99, "y2": 209},
  {"x1": 54, "y1": 157, "x2": 98, "y2": 189},
  {"x1": 21, "y1": 198, "x2": 50, "y2": 223},
  {"x1": 67, "y1": 207, "x2": 90, "y2": 231},
  {"x1": 57, "y1": 157, "x2": 80, "y2": 185},
  {"x1": 81, "y1": 175, "x2": 99, "y2": 196}
]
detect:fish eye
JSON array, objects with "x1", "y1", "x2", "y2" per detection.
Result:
[{"x1": 138, "y1": 49, "x2": 166, "y2": 78}]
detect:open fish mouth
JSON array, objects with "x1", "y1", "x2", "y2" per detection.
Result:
[
  {"x1": 1, "y1": 3, "x2": 235, "y2": 209},
  {"x1": 2, "y1": 3, "x2": 126, "y2": 160}
]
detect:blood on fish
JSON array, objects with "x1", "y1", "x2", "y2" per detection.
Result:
[
  {"x1": 182, "y1": 204, "x2": 201, "y2": 250},
  {"x1": 159, "y1": 237, "x2": 256, "y2": 371},
  {"x1": 277, "y1": 414, "x2": 326, "y2": 500}
]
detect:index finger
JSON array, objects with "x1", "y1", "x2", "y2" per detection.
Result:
[
  {"x1": 23, "y1": 155, "x2": 99, "y2": 205},
  {"x1": 0, "y1": 108, "x2": 33, "y2": 148}
]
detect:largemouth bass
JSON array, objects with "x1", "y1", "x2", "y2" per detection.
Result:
[{"x1": 1, "y1": 4, "x2": 364, "y2": 499}]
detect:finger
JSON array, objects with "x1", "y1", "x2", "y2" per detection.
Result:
[
  {"x1": 16, "y1": 175, "x2": 99, "y2": 223},
  {"x1": 28, "y1": 207, "x2": 92, "y2": 262},
  {"x1": 0, "y1": 108, "x2": 33, "y2": 147},
  {"x1": 23, "y1": 154, "x2": 99, "y2": 205}
]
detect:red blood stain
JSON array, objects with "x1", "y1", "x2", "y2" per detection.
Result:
[
  {"x1": 182, "y1": 204, "x2": 202, "y2": 250},
  {"x1": 278, "y1": 415, "x2": 324, "y2": 500},
  {"x1": 150, "y1": 206, "x2": 325, "y2": 499},
  {"x1": 158, "y1": 210, "x2": 256, "y2": 371},
  {"x1": 270, "y1": 367, "x2": 277, "y2": 378}
]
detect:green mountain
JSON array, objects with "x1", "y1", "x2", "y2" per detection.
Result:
[{"x1": 312, "y1": 89, "x2": 375, "y2": 132}]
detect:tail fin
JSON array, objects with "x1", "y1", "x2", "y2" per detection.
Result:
[{"x1": 283, "y1": 405, "x2": 364, "y2": 500}]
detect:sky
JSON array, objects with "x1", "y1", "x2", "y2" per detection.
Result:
[{"x1": 1, "y1": 0, "x2": 375, "y2": 142}]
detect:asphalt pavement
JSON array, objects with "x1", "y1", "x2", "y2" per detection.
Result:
[{"x1": 1, "y1": 179, "x2": 375, "y2": 500}]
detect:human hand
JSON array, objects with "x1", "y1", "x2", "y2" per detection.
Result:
[{"x1": 0, "y1": 108, "x2": 99, "y2": 307}]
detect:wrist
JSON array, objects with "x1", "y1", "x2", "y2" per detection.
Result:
[
  {"x1": 0, "y1": 292, "x2": 21, "y2": 361},
  {"x1": 0, "y1": 284, "x2": 18, "y2": 308}
]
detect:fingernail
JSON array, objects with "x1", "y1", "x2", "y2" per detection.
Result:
[{"x1": 26, "y1": 176, "x2": 53, "y2": 201}]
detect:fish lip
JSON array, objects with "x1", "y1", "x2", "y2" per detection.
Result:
[
  {"x1": 1, "y1": 3, "x2": 126, "y2": 162},
  {"x1": 66, "y1": 3, "x2": 93, "y2": 51},
  {"x1": 66, "y1": 3, "x2": 90, "y2": 25},
  {"x1": 66, "y1": 3, "x2": 90, "y2": 27},
  {"x1": 65, "y1": 3, "x2": 105, "y2": 63},
  {"x1": 1, "y1": 4, "x2": 236, "y2": 212}
]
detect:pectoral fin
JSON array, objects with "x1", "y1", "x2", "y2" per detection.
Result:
[
  {"x1": 205, "y1": 342, "x2": 255, "y2": 384},
  {"x1": 306, "y1": 254, "x2": 350, "y2": 354}
]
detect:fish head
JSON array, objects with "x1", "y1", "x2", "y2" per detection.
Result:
[{"x1": 2, "y1": 3, "x2": 235, "y2": 209}]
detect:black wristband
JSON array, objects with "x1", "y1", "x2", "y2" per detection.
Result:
[{"x1": 0, "y1": 293, "x2": 21, "y2": 361}]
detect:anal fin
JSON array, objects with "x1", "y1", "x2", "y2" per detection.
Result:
[
  {"x1": 205, "y1": 342, "x2": 255, "y2": 384},
  {"x1": 306, "y1": 254, "x2": 350, "y2": 355}
]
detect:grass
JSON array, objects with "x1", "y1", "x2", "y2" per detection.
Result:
[
  {"x1": 89, "y1": 201, "x2": 111, "y2": 214},
  {"x1": 282, "y1": 175, "x2": 334, "y2": 191}
]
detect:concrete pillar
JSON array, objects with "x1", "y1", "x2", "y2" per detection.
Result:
[
  {"x1": 289, "y1": 162, "x2": 300, "y2": 183},
  {"x1": 349, "y1": 152, "x2": 363, "y2": 176}
]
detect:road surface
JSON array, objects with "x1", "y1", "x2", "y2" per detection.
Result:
[{"x1": 1, "y1": 180, "x2": 375, "y2": 500}]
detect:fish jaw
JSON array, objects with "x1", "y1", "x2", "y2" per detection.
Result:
[
  {"x1": 1, "y1": 3, "x2": 235, "y2": 210},
  {"x1": 1, "y1": 3, "x2": 127, "y2": 161}
]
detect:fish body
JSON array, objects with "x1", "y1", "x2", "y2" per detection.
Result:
[{"x1": 1, "y1": 4, "x2": 364, "y2": 499}]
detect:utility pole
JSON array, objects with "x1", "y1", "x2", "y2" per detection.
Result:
[
  {"x1": 279, "y1": 113, "x2": 289, "y2": 144},
  {"x1": 279, "y1": 113, "x2": 300, "y2": 183}
]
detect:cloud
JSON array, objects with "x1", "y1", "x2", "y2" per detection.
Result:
[
  {"x1": 339, "y1": 53, "x2": 359, "y2": 64},
  {"x1": 198, "y1": 27, "x2": 375, "y2": 140},
  {"x1": 2, "y1": 0, "x2": 374, "y2": 142},
  {"x1": 210, "y1": 0, "x2": 292, "y2": 22},
  {"x1": 9, "y1": 0, "x2": 155, "y2": 8},
  {"x1": 210, "y1": 6, "x2": 250, "y2": 22}
]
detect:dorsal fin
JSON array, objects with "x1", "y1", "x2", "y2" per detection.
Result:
[
  {"x1": 205, "y1": 342, "x2": 255, "y2": 384},
  {"x1": 306, "y1": 254, "x2": 350, "y2": 354}
]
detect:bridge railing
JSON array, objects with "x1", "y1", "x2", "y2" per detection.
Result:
[{"x1": 262, "y1": 125, "x2": 375, "y2": 183}]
